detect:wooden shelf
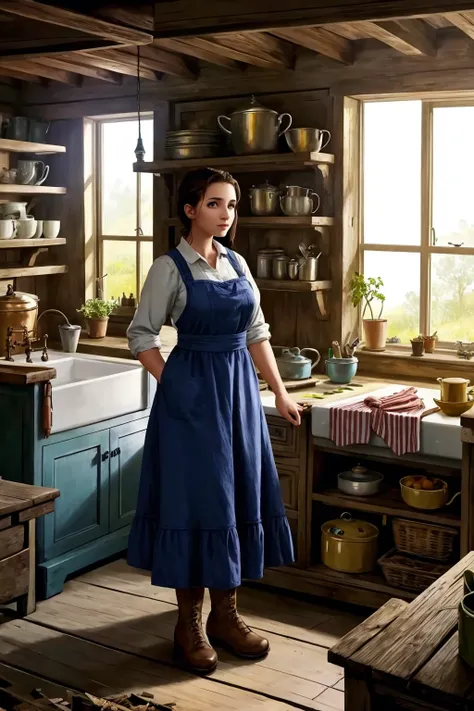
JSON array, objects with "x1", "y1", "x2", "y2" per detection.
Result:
[
  {"x1": 0, "y1": 184, "x2": 66, "y2": 195},
  {"x1": 0, "y1": 238, "x2": 66, "y2": 249},
  {"x1": 308, "y1": 564, "x2": 418, "y2": 601},
  {"x1": 134, "y1": 151, "x2": 335, "y2": 174},
  {"x1": 312, "y1": 488, "x2": 461, "y2": 527},
  {"x1": 0, "y1": 138, "x2": 66, "y2": 155},
  {"x1": 256, "y1": 279, "x2": 332, "y2": 292},
  {"x1": 0, "y1": 265, "x2": 67, "y2": 279},
  {"x1": 239, "y1": 216, "x2": 334, "y2": 228}
]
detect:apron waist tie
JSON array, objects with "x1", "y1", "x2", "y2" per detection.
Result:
[{"x1": 178, "y1": 332, "x2": 247, "y2": 352}]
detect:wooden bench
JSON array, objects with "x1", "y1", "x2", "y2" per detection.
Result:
[
  {"x1": 329, "y1": 551, "x2": 474, "y2": 710},
  {"x1": 0, "y1": 480, "x2": 59, "y2": 615}
]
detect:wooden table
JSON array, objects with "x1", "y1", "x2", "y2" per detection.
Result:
[
  {"x1": 329, "y1": 551, "x2": 474, "y2": 710},
  {"x1": 0, "y1": 480, "x2": 59, "y2": 615}
]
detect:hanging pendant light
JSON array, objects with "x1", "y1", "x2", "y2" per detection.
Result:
[{"x1": 134, "y1": 46, "x2": 145, "y2": 163}]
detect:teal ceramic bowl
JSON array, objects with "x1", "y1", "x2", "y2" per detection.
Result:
[
  {"x1": 459, "y1": 591, "x2": 474, "y2": 668},
  {"x1": 326, "y1": 357, "x2": 359, "y2": 384}
]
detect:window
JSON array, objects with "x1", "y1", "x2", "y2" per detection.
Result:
[
  {"x1": 362, "y1": 99, "x2": 474, "y2": 345},
  {"x1": 90, "y1": 115, "x2": 154, "y2": 302}
]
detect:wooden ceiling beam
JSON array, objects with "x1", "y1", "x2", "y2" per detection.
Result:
[
  {"x1": 152, "y1": 0, "x2": 474, "y2": 37},
  {"x1": 355, "y1": 19, "x2": 437, "y2": 55},
  {"x1": 271, "y1": 26, "x2": 353, "y2": 63},
  {"x1": 444, "y1": 11, "x2": 474, "y2": 40},
  {"x1": 154, "y1": 38, "x2": 241, "y2": 69},
  {"x1": 33, "y1": 56, "x2": 123, "y2": 84},
  {"x1": 190, "y1": 32, "x2": 291, "y2": 68},
  {"x1": 74, "y1": 50, "x2": 159, "y2": 80},
  {"x1": 0, "y1": 67, "x2": 42, "y2": 82},
  {"x1": 0, "y1": 0, "x2": 152, "y2": 46},
  {"x1": 0, "y1": 58, "x2": 81, "y2": 84},
  {"x1": 119, "y1": 45, "x2": 198, "y2": 79}
]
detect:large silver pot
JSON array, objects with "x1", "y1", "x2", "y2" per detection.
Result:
[
  {"x1": 280, "y1": 194, "x2": 320, "y2": 216},
  {"x1": 218, "y1": 96, "x2": 292, "y2": 155},
  {"x1": 249, "y1": 182, "x2": 280, "y2": 216}
]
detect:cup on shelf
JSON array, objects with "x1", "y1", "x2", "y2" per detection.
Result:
[
  {"x1": 17, "y1": 159, "x2": 49, "y2": 186},
  {"x1": 34, "y1": 220, "x2": 43, "y2": 239},
  {"x1": 4, "y1": 116, "x2": 29, "y2": 141},
  {"x1": 0, "y1": 219, "x2": 15, "y2": 240},
  {"x1": 28, "y1": 119, "x2": 50, "y2": 143},
  {"x1": 14, "y1": 218, "x2": 37, "y2": 240},
  {"x1": 43, "y1": 220, "x2": 60, "y2": 239}
]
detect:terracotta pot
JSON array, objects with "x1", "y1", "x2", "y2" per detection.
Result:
[
  {"x1": 411, "y1": 339, "x2": 425, "y2": 357},
  {"x1": 423, "y1": 337, "x2": 436, "y2": 353},
  {"x1": 362, "y1": 319, "x2": 387, "y2": 351},
  {"x1": 86, "y1": 317, "x2": 108, "y2": 339}
]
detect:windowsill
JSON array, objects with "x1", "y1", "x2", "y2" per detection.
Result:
[{"x1": 357, "y1": 345, "x2": 474, "y2": 381}]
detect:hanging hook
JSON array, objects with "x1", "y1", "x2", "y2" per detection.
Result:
[{"x1": 134, "y1": 45, "x2": 146, "y2": 163}]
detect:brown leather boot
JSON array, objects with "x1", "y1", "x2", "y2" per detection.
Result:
[
  {"x1": 174, "y1": 588, "x2": 218, "y2": 674},
  {"x1": 206, "y1": 588, "x2": 269, "y2": 659}
]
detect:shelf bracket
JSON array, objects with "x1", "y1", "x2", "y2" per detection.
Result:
[
  {"x1": 315, "y1": 163, "x2": 333, "y2": 216},
  {"x1": 21, "y1": 247, "x2": 48, "y2": 268},
  {"x1": 315, "y1": 290, "x2": 328, "y2": 320}
]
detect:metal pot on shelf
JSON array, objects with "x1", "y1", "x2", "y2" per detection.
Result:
[
  {"x1": 249, "y1": 181, "x2": 280, "y2": 216},
  {"x1": 321, "y1": 512, "x2": 379, "y2": 574},
  {"x1": 217, "y1": 95, "x2": 292, "y2": 155},
  {"x1": 337, "y1": 465, "x2": 384, "y2": 497},
  {"x1": 256, "y1": 248, "x2": 285, "y2": 279},
  {"x1": 280, "y1": 193, "x2": 320, "y2": 216}
]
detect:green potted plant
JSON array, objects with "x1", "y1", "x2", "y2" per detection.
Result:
[
  {"x1": 77, "y1": 298, "x2": 115, "y2": 339},
  {"x1": 349, "y1": 273, "x2": 387, "y2": 351}
]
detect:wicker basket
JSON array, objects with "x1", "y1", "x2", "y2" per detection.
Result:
[
  {"x1": 393, "y1": 518, "x2": 458, "y2": 561},
  {"x1": 378, "y1": 549, "x2": 450, "y2": 593}
]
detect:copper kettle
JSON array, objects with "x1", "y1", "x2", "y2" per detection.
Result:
[{"x1": 0, "y1": 284, "x2": 38, "y2": 357}]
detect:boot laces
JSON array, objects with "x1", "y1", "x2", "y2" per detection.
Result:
[
  {"x1": 228, "y1": 592, "x2": 251, "y2": 636},
  {"x1": 191, "y1": 607, "x2": 207, "y2": 649}
]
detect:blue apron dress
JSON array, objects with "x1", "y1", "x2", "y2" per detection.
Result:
[{"x1": 127, "y1": 246, "x2": 294, "y2": 589}]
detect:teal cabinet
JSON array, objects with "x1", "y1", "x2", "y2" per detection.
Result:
[
  {"x1": 42, "y1": 430, "x2": 110, "y2": 558},
  {"x1": 109, "y1": 419, "x2": 147, "y2": 532}
]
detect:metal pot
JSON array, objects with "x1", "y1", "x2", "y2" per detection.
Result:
[
  {"x1": 0, "y1": 284, "x2": 38, "y2": 357},
  {"x1": 272, "y1": 255, "x2": 289, "y2": 280},
  {"x1": 337, "y1": 465, "x2": 383, "y2": 497},
  {"x1": 275, "y1": 346, "x2": 321, "y2": 379},
  {"x1": 297, "y1": 254, "x2": 321, "y2": 281},
  {"x1": 165, "y1": 144, "x2": 221, "y2": 160},
  {"x1": 285, "y1": 185, "x2": 313, "y2": 197},
  {"x1": 285, "y1": 127, "x2": 331, "y2": 153},
  {"x1": 256, "y1": 248, "x2": 285, "y2": 279},
  {"x1": 217, "y1": 95, "x2": 292, "y2": 155},
  {"x1": 165, "y1": 129, "x2": 222, "y2": 146},
  {"x1": 321, "y1": 512, "x2": 379, "y2": 574},
  {"x1": 249, "y1": 182, "x2": 280, "y2": 216},
  {"x1": 280, "y1": 194, "x2": 320, "y2": 216}
]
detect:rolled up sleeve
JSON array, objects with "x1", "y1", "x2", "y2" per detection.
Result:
[
  {"x1": 127, "y1": 256, "x2": 179, "y2": 357},
  {"x1": 235, "y1": 253, "x2": 271, "y2": 345}
]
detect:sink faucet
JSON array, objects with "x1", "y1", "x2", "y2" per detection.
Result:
[{"x1": 5, "y1": 308, "x2": 72, "y2": 363}]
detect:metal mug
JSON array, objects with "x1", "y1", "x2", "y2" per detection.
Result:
[
  {"x1": 280, "y1": 194, "x2": 320, "y2": 216},
  {"x1": 298, "y1": 256, "x2": 320, "y2": 281},
  {"x1": 272, "y1": 255, "x2": 289, "y2": 280}
]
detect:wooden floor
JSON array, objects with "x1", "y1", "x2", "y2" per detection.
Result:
[{"x1": 0, "y1": 559, "x2": 368, "y2": 711}]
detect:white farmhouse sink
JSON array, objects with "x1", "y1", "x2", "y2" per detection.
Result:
[{"x1": 30, "y1": 350, "x2": 149, "y2": 433}]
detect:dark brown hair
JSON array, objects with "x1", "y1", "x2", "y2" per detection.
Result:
[{"x1": 177, "y1": 167, "x2": 241, "y2": 244}]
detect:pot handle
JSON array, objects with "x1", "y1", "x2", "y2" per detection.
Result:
[
  {"x1": 437, "y1": 377, "x2": 443, "y2": 384},
  {"x1": 310, "y1": 192, "x2": 321, "y2": 214},
  {"x1": 446, "y1": 491, "x2": 461, "y2": 507},
  {"x1": 217, "y1": 115, "x2": 232, "y2": 135},
  {"x1": 301, "y1": 347, "x2": 321, "y2": 371},
  {"x1": 278, "y1": 113, "x2": 293, "y2": 136},
  {"x1": 320, "y1": 130, "x2": 331, "y2": 150}
]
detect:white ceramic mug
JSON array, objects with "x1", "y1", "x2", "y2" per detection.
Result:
[
  {"x1": 43, "y1": 220, "x2": 60, "y2": 239},
  {"x1": 15, "y1": 218, "x2": 37, "y2": 239},
  {"x1": 0, "y1": 219, "x2": 15, "y2": 240},
  {"x1": 34, "y1": 219, "x2": 43, "y2": 239}
]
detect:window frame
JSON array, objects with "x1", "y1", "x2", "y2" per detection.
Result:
[
  {"x1": 92, "y1": 113, "x2": 153, "y2": 302},
  {"x1": 361, "y1": 97, "x2": 474, "y2": 349}
]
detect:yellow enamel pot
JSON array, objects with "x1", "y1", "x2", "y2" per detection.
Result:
[{"x1": 321, "y1": 512, "x2": 379, "y2": 574}]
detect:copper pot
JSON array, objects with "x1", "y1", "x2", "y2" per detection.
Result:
[{"x1": 0, "y1": 284, "x2": 38, "y2": 356}]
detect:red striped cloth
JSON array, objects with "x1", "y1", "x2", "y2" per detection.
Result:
[{"x1": 329, "y1": 387, "x2": 426, "y2": 456}]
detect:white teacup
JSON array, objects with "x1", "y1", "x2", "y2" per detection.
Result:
[
  {"x1": 0, "y1": 219, "x2": 15, "y2": 240},
  {"x1": 33, "y1": 219, "x2": 43, "y2": 239},
  {"x1": 15, "y1": 218, "x2": 37, "y2": 239},
  {"x1": 43, "y1": 220, "x2": 60, "y2": 239}
]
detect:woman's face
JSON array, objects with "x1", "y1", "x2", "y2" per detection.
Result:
[{"x1": 185, "y1": 181, "x2": 237, "y2": 238}]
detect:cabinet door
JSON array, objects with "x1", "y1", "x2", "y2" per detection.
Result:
[
  {"x1": 109, "y1": 418, "x2": 147, "y2": 532},
  {"x1": 42, "y1": 430, "x2": 110, "y2": 559}
]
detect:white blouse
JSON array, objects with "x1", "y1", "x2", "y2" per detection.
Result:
[{"x1": 127, "y1": 237, "x2": 271, "y2": 357}]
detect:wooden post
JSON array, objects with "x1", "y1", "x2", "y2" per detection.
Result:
[{"x1": 461, "y1": 414, "x2": 474, "y2": 555}]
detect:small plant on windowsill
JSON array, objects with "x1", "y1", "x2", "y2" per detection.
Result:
[
  {"x1": 77, "y1": 298, "x2": 115, "y2": 339},
  {"x1": 349, "y1": 273, "x2": 387, "y2": 351}
]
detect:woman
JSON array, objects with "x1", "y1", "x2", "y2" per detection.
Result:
[{"x1": 127, "y1": 167, "x2": 302, "y2": 675}]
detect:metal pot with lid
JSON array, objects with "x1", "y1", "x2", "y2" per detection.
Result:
[
  {"x1": 217, "y1": 95, "x2": 292, "y2": 155},
  {"x1": 321, "y1": 512, "x2": 379, "y2": 573},
  {"x1": 256, "y1": 247, "x2": 285, "y2": 279},
  {"x1": 0, "y1": 284, "x2": 38, "y2": 357},
  {"x1": 337, "y1": 464, "x2": 384, "y2": 496},
  {"x1": 249, "y1": 181, "x2": 280, "y2": 216}
]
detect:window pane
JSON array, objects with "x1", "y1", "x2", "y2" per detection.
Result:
[
  {"x1": 140, "y1": 241, "x2": 153, "y2": 294},
  {"x1": 363, "y1": 252, "x2": 420, "y2": 343},
  {"x1": 139, "y1": 119, "x2": 154, "y2": 236},
  {"x1": 103, "y1": 241, "x2": 136, "y2": 301},
  {"x1": 363, "y1": 101, "x2": 421, "y2": 245},
  {"x1": 433, "y1": 107, "x2": 474, "y2": 247},
  {"x1": 431, "y1": 254, "x2": 474, "y2": 341},
  {"x1": 101, "y1": 120, "x2": 139, "y2": 236}
]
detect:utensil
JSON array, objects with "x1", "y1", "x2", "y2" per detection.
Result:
[
  {"x1": 437, "y1": 377, "x2": 470, "y2": 403},
  {"x1": 217, "y1": 95, "x2": 292, "y2": 155},
  {"x1": 0, "y1": 219, "x2": 15, "y2": 240},
  {"x1": 275, "y1": 346, "x2": 321, "y2": 380},
  {"x1": 337, "y1": 465, "x2": 383, "y2": 497},
  {"x1": 298, "y1": 254, "x2": 321, "y2": 281},
  {"x1": 280, "y1": 194, "x2": 320, "y2": 216},
  {"x1": 332, "y1": 341, "x2": 342, "y2": 359},
  {"x1": 272, "y1": 254, "x2": 289, "y2": 280},
  {"x1": 400, "y1": 475, "x2": 461, "y2": 510},
  {"x1": 326, "y1": 357, "x2": 359, "y2": 384},
  {"x1": 0, "y1": 284, "x2": 38, "y2": 357},
  {"x1": 433, "y1": 398, "x2": 474, "y2": 417},
  {"x1": 321, "y1": 512, "x2": 379, "y2": 574},
  {"x1": 298, "y1": 242, "x2": 308, "y2": 259},
  {"x1": 249, "y1": 181, "x2": 280, "y2": 216},
  {"x1": 43, "y1": 220, "x2": 60, "y2": 239},
  {"x1": 285, "y1": 127, "x2": 332, "y2": 153}
]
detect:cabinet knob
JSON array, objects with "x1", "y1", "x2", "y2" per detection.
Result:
[{"x1": 102, "y1": 451, "x2": 109, "y2": 461}]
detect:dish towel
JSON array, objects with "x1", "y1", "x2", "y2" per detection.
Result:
[{"x1": 329, "y1": 387, "x2": 430, "y2": 456}]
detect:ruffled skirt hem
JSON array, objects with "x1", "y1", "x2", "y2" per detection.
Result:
[{"x1": 127, "y1": 515, "x2": 294, "y2": 589}]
